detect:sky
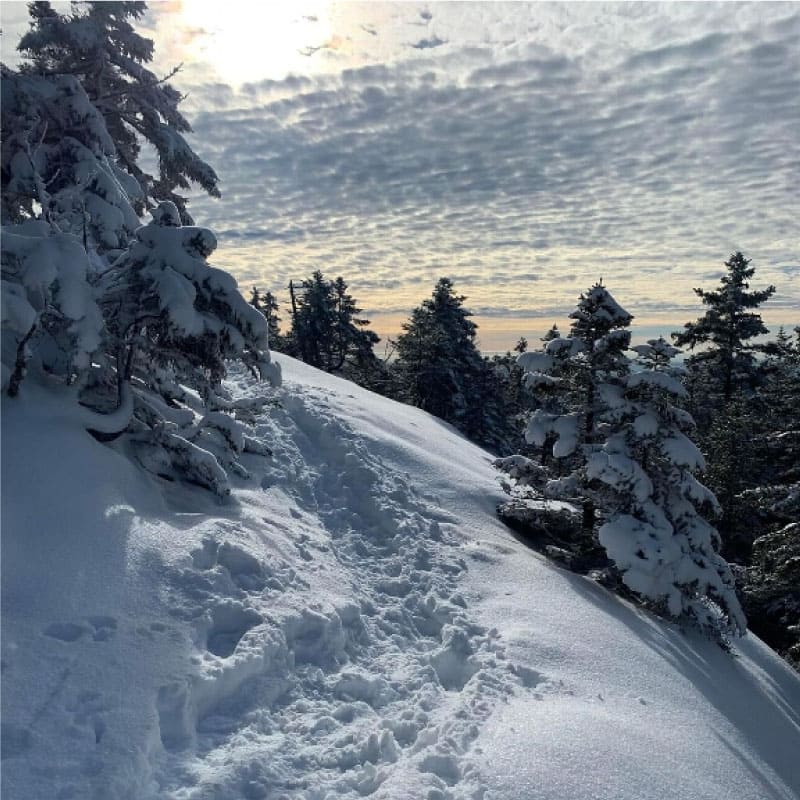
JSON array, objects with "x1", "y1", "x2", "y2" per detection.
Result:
[{"x1": 2, "y1": 1, "x2": 798, "y2": 350}]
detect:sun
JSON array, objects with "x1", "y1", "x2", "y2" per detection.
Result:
[{"x1": 174, "y1": 0, "x2": 336, "y2": 85}]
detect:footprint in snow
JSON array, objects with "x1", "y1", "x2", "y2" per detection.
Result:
[
  {"x1": 508, "y1": 663, "x2": 545, "y2": 689},
  {"x1": 43, "y1": 622, "x2": 87, "y2": 642},
  {"x1": 205, "y1": 602, "x2": 262, "y2": 658},
  {"x1": 419, "y1": 752, "x2": 462, "y2": 786},
  {"x1": 87, "y1": 616, "x2": 117, "y2": 641},
  {"x1": 65, "y1": 690, "x2": 108, "y2": 744},
  {"x1": 43, "y1": 616, "x2": 118, "y2": 643}
]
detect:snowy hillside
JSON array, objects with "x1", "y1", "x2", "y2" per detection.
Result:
[{"x1": 2, "y1": 356, "x2": 799, "y2": 800}]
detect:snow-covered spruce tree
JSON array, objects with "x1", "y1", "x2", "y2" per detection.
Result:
[
  {"x1": 496, "y1": 282, "x2": 633, "y2": 551},
  {"x1": 3, "y1": 14, "x2": 279, "y2": 499},
  {"x1": 1, "y1": 65, "x2": 134, "y2": 393},
  {"x1": 1, "y1": 64, "x2": 142, "y2": 249},
  {"x1": 18, "y1": 0, "x2": 219, "y2": 222},
  {"x1": 588, "y1": 338, "x2": 746, "y2": 638},
  {"x1": 93, "y1": 201, "x2": 280, "y2": 497}
]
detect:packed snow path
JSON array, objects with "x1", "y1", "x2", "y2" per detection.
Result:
[
  {"x1": 151, "y1": 375, "x2": 527, "y2": 799},
  {"x1": 2, "y1": 358, "x2": 800, "y2": 800}
]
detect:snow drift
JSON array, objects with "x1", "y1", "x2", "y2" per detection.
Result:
[{"x1": 2, "y1": 356, "x2": 799, "y2": 799}]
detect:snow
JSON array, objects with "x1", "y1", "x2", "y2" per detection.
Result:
[
  {"x1": 661, "y1": 431, "x2": 707, "y2": 471},
  {"x1": 3, "y1": 356, "x2": 800, "y2": 800},
  {"x1": 627, "y1": 369, "x2": 688, "y2": 397}
]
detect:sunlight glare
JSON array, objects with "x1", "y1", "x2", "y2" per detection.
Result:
[{"x1": 177, "y1": 0, "x2": 336, "y2": 85}]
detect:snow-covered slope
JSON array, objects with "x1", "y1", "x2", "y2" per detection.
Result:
[{"x1": 2, "y1": 357, "x2": 799, "y2": 800}]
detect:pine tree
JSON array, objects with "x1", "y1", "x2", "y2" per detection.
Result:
[
  {"x1": 673, "y1": 253, "x2": 777, "y2": 552},
  {"x1": 673, "y1": 252, "x2": 775, "y2": 406},
  {"x1": 520, "y1": 282, "x2": 633, "y2": 537},
  {"x1": 394, "y1": 277, "x2": 484, "y2": 432},
  {"x1": 287, "y1": 271, "x2": 384, "y2": 387},
  {"x1": 2, "y1": 8, "x2": 279, "y2": 499},
  {"x1": 590, "y1": 338, "x2": 746, "y2": 638},
  {"x1": 250, "y1": 286, "x2": 283, "y2": 351},
  {"x1": 17, "y1": 1, "x2": 219, "y2": 223}
]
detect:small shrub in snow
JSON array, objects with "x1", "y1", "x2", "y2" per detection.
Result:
[{"x1": 90, "y1": 201, "x2": 280, "y2": 497}]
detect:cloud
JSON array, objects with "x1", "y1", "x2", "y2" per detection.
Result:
[
  {"x1": 161, "y1": 3, "x2": 798, "y2": 339},
  {"x1": 411, "y1": 36, "x2": 447, "y2": 50}
]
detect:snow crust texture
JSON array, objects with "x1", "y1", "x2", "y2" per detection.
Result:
[{"x1": 3, "y1": 357, "x2": 800, "y2": 800}]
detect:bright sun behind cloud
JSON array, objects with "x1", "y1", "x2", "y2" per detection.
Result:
[{"x1": 175, "y1": 0, "x2": 338, "y2": 85}]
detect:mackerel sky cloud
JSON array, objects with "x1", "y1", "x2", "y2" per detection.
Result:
[{"x1": 4, "y1": 1, "x2": 798, "y2": 346}]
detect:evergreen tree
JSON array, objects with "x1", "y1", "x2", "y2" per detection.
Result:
[
  {"x1": 495, "y1": 283, "x2": 632, "y2": 566},
  {"x1": 250, "y1": 286, "x2": 283, "y2": 351},
  {"x1": 701, "y1": 397, "x2": 759, "y2": 560},
  {"x1": 673, "y1": 252, "x2": 775, "y2": 407},
  {"x1": 287, "y1": 271, "x2": 386, "y2": 388},
  {"x1": 2, "y1": 8, "x2": 279, "y2": 499},
  {"x1": 1, "y1": 64, "x2": 141, "y2": 247},
  {"x1": 2, "y1": 65, "x2": 131, "y2": 389},
  {"x1": 17, "y1": 0, "x2": 219, "y2": 222},
  {"x1": 486, "y1": 347, "x2": 536, "y2": 455},
  {"x1": 541, "y1": 323, "x2": 560, "y2": 343},
  {"x1": 742, "y1": 522, "x2": 800, "y2": 670},
  {"x1": 394, "y1": 277, "x2": 489, "y2": 437},
  {"x1": 516, "y1": 282, "x2": 633, "y2": 538},
  {"x1": 590, "y1": 338, "x2": 746, "y2": 638},
  {"x1": 737, "y1": 327, "x2": 800, "y2": 666},
  {"x1": 672, "y1": 253, "x2": 777, "y2": 553}
]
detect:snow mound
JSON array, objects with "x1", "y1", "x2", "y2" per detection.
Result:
[{"x1": 3, "y1": 357, "x2": 799, "y2": 799}]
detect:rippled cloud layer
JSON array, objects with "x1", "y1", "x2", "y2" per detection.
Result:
[{"x1": 4, "y1": 2, "x2": 798, "y2": 345}]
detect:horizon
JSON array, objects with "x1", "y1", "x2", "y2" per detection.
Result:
[{"x1": 2, "y1": 1, "x2": 798, "y2": 348}]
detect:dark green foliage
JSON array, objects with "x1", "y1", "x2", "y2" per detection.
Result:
[
  {"x1": 741, "y1": 523, "x2": 800, "y2": 671},
  {"x1": 541, "y1": 324, "x2": 560, "y2": 343},
  {"x1": 702, "y1": 398, "x2": 760, "y2": 561},
  {"x1": 18, "y1": 0, "x2": 219, "y2": 222},
  {"x1": 673, "y1": 252, "x2": 775, "y2": 408},
  {"x1": 394, "y1": 278, "x2": 478, "y2": 418},
  {"x1": 735, "y1": 327, "x2": 800, "y2": 669},
  {"x1": 250, "y1": 286, "x2": 284, "y2": 352},
  {"x1": 286, "y1": 271, "x2": 390, "y2": 391},
  {"x1": 393, "y1": 277, "x2": 508, "y2": 448},
  {"x1": 673, "y1": 253, "x2": 778, "y2": 554},
  {"x1": 671, "y1": 252, "x2": 797, "y2": 665}
]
